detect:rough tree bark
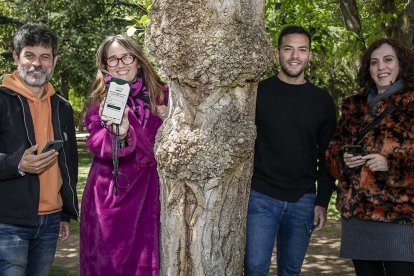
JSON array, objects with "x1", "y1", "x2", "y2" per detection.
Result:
[
  {"x1": 378, "y1": 0, "x2": 414, "y2": 48},
  {"x1": 391, "y1": 0, "x2": 414, "y2": 48},
  {"x1": 338, "y1": 0, "x2": 366, "y2": 49},
  {"x1": 145, "y1": 1, "x2": 274, "y2": 275},
  {"x1": 378, "y1": 0, "x2": 398, "y2": 38},
  {"x1": 59, "y1": 71, "x2": 69, "y2": 100}
]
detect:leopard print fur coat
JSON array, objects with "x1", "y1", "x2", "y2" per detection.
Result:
[{"x1": 326, "y1": 89, "x2": 414, "y2": 224}]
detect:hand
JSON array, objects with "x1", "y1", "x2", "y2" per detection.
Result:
[
  {"x1": 343, "y1": 152, "x2": 366, "y2": 168},
  {"x1": 19, "y1": 145, "x2": 58, "y2": 174},
  {"x1": 362, "y1": 154, "x2": 388, "y2": 171},
  {"x1": 313, "y1": 206, "x2": 327, "y2": 231},
  {"x1": 156, "y1": 104, "x2": 168, "y2": 120},
  {"x1": 58, "y1": 221, "x2": 70, "y2": 241},
  {"x1": 113, "y1": 106, "x2": 130, "y2": 140}
]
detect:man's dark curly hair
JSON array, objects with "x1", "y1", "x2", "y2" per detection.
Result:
[
  {"x1": 13, "y1": 23, "x2": 58, "y2": 57},
  {"x1": 357, "y1": 38, "x2": 414, "y2": 94}
]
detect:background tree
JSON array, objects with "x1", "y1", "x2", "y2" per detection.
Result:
[
  {"x1": 0, "y1": 0, "x2": 148, "y2": 128},
  {"x1": 258, "y1": 0, "x2": 414, "y2": 110},
  {"x1": 145, "y1": 0, "x2": 273, "y2": 274},
  {"x1": 338, "y1": 0, "x2": 366, "y2": 49},
  {"x1": 2, "y1": 0, "x2": 413, "y2": 124}
]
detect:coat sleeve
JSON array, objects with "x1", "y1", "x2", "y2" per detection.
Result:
[
  {"x1": 386, "y1": 150, "x2": 414, "y2": 188},
  {"x1": 84, "y1": 106, "x2": 137, "y2": 159},
  {"x1": 384, "y1": 102, "x2": 414, "y2": 188},
  {"x1": 0, "y1": 151, "x2": 24, "y2": 180}
]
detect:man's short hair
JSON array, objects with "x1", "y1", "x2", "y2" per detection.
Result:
[
  {"x1": 277, "y1": 25, "x2": 311, "y2": 49},
  {"x1": 13, "y1": 23, "x2": 58, "y2": 57}
]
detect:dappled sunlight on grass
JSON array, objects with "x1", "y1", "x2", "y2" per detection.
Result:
[
  {"x1": 53, "y1": 234, "x2": 80, "y2": 275},
  {"x1": 268, "y1": 191, "x2": 353, "y2": 275},
  {"x1": 269, "y1": 220, "x2": 355, "y2": 275}
]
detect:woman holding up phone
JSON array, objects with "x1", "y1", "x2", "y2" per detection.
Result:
[
  {"x1": 325, "y1": 39, "x2": 414, "y2": 275},
  {"x1": 80, "y1": 35, "x2": 168, "y2": 275}
]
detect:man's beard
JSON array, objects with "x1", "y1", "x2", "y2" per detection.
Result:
[
  {"x1": 17, "y1": 64, "x2": 53, "y2": 87},
  {"x1": 279, "y1": 59, "x2": 308, "y2": 78}
]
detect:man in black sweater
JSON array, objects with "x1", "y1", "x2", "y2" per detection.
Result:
[{"x1": 244, "y1": 26, "x2": 336, "y2": 276}]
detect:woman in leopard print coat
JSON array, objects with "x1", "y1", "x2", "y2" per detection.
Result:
[{"x1": 326, "y1": 38, "x2": 414, "y2": 275}]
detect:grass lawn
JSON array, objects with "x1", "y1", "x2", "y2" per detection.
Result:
[
  {"x1": 51, "y1": 136, "x2": 90, "y2": 275},
  {"x1": 50, "y1": 266, "x2": 73, "y2": 276},
  {"x1": 71, "y1": 138, "x2": 90, "y2": 234},
  {"x1": 62, "y1": 138, "x2": 90, "y2": 236}
]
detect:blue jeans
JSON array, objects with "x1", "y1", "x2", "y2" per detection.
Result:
[
  {"x1": 245, "y1": 190, "x2": 316, "y2": 276},
  {"x1": 0, "y1": 212, "x2": 61, "y2": 276}
]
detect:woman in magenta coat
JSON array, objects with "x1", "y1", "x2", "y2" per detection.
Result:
[{"x1": 80, "y1": 35, "x2": 167, "y2": 275}]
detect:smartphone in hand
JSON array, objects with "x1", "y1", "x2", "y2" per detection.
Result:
[
  {"x1": 41, "y1": 140, "x2": 63, "y2": 153},
  {"x1": 101, "y1": 77, "x2": 130, "y2": 124},
  {"x1": 345, "y1": 144, "x2": 364, "y2": 156}
]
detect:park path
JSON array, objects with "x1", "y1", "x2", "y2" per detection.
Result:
[
  {"x1": 289, "y1": 220, "x2": 355, "y2": 275},
  {"x1": 53, "y1": 219, "x2": 355, "y2": 275}
]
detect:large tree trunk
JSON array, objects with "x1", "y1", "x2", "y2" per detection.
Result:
[
  {"x1": 378, "y1": 0, "x2": 414, "y2": 48},
  {"x1": 145, "y1": 1, "x2": 273, "y2": 275},
  {"x1": 378, "y1": 0, "x2": 398, "y2": 38},
  {"x1": 59, "y1": 71, "x2": 69, "y2": 99},
  {"x1": 391, "y1": 0, "x2": 414, "y2": 48},
  {"x1": 338, "y1": 0, "x2": 366, "y2": 49}
]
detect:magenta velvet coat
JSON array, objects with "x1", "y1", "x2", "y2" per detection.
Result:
[{"x1": 80, "y1": 104, "x2": 163, "y2": 275}]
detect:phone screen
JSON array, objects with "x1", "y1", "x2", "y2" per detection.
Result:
[
  {"x1": 101, "y1": 78, "x2": 130, "y2": 124},
  {"x1": 346, "y1": 145, "x2": 363, "y2": 155}
]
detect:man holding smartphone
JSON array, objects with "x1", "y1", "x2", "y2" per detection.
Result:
[
  {"x1": 0, "y1": 23, "x2": 78, "y2": 275},
  {"x1": 244, "y1": 26, "x2": 337, "y2": 275}
]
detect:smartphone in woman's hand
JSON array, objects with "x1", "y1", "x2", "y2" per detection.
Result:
[{"x1": 345, "y1": 145, "x2": 364, "y2": 155}]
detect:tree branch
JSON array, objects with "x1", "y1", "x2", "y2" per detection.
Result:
[
  {"x1": 338, "y1": 0, "x2": 366, "y2": 49},
  {"x1": 392, "y1": 0, "x2": 414, "y2": 48}
]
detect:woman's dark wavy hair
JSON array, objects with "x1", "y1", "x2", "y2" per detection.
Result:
[{"x1": 357, "y1": 38, "x2": 414, "y2": 95}]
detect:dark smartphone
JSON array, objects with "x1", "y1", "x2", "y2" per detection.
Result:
[
  {"x1": 41, "y1": 140, "x2": 64, "y2": 153},
  {"x1": 345, "y1": 145, "x2": 364, "y2": 155}
]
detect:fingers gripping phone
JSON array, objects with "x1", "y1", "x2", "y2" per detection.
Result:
[
  {"x1": 345, "y1": 145, "x2": 364, "y2": 156},
  {"x1": 41, "y1": 140, "x2": 64, "y2": 153}
]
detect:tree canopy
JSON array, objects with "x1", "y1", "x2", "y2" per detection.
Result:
[
  {"x1": 264, "y1": 0, "x2": 413, "y2": 106},
  {"x1": 1, "y1": 0, "x2": 413, "y2": 121},
  {"x1": 0, "y1": 0, "x2": 149, "y2": 125}
]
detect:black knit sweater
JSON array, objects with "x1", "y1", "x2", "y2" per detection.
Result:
[{"x1": 251, "y1": 76, "x2": 337, "y2": 208}]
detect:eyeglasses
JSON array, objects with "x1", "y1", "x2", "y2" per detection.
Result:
[{"x1": 105, "y1": 54, "x2": 136, "y2": 67}]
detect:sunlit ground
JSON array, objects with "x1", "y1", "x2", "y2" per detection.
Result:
[{"x1": 269, "y1": 220, "x2": 355, "y2": 275}]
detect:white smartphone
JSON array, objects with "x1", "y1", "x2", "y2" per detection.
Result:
[{"x1": 101, "y1": 78, "x2": 130, "y2": 124}]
